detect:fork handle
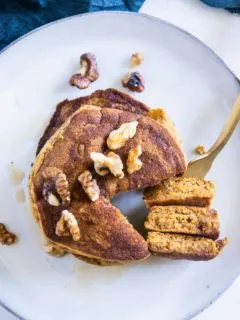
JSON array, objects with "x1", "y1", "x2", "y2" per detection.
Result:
[{"x1": 208, "y1": 94, "x2": 240, "y2": 159}]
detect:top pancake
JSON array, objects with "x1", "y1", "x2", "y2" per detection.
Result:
[{"x1": 37, "y1": 89, "x2": 149, "y2": 154}]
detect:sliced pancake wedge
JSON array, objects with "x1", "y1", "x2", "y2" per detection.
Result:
[
  {"x1": 145, "y1": 206, "x2": 219, "y2": 240},
  {"x1": 147, "y1": 232, "x2": 227, "y2": 261},
  {"x1": 29, "y1": 104, "x2": 186, "y2": 264},
  {"x1": 144, "y1": 177, "x2": 215, "y2": 208}
]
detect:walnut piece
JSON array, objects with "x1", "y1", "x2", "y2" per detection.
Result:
[
  {"x1": 127, "y1": 145, "x2": 143, "y2": 174},
  {"x1": 46, "y1": 193, "x2": 61, "y2": 206},
  {"x1": 78, "y1": 170, "x2": 100, "y2": 202},
  {"x1": 107, "y1": 121, "x2": 138, "y2": 150},
  {"x1": 70, "y1": 53, "x2": 99, "y2": 89},
  {"x1": 55, "y1": 210, "x2": 80, "y2": 241},
  {"x1": 195, "y1": 145, "x2": 206, "y2": 155},
  {"x1": 42, "y1": 167, "x2": 70, "y2": 205},
  {"x1": 130, "y1": 52, "x2": 144, "y2": 68},
  {"x1": 121, "y1": 72, "x2": 145, "y2": 92},
  {"x1": 43, "y1": 242, "x2": 66, "y2": 257},
  {"x1": 0, "y1": 223, "x2": 17, "y2": 245},
  {"x1": 90, "y1": 151, "x2": 124, "y2": 179}
]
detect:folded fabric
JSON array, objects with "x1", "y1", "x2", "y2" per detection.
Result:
[
  {"x1": 0, "y1": 0, "x2": 144, "y2": 51},
  {"x1": 202, "y1": 0, "x2": 240, "y2": 8}
]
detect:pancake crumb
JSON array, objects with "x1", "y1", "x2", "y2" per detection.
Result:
[{"x1": 195, "y1": 145, "x2": 206, "y2": 155}]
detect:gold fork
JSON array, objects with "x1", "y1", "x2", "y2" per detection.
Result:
[{"x1": 185, "y1": 94, "x2": 240, "y2": 178}]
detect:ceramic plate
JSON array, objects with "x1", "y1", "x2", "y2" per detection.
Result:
[{"x1": 0, "y1": 12, "x2": 239, "y2": 320}]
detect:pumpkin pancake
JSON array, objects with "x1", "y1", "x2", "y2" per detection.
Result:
[
  {"x1": 36, "y1": 88, "x2": 149, "y2": 154},
  {"x1": 29, "y1": 105, "x2": 186, "y2": 264}
]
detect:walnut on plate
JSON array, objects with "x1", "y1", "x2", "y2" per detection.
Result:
[
  {"x1": 0, "y1": 223, "x2": 17, "y2": 245},
  {"x1": 70, "y1": 52, "x2": 99, "y2": 89},
  {"x1": 90, "y1": 151, "x2": 124, "y2": 179},
  {"x1": 121, "y1": 72, "x2": 145, "y2": 92},
  {"x1": 107, "y1": 121, "x2": 138, "y2": 150},
  {"x1": 78, "y1": 170, "x2": 100, "y2": 202},
  {"x1": 130, "y1": 52, "x2": 144, "y2": 68},
  {"x1": 55, "y1": 210, "x2": 80, "y2": 241}
]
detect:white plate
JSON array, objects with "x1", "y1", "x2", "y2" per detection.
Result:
[{"x1": 0, "y1": 11, "x2": 239, "y2": 320}]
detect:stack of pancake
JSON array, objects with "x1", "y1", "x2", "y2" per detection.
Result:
[
  {"x1": 29, "y1": 88, "x2": 187, "y2": 265},
  {"x1": 144, "y1": 177, "x2": 227, "y2": 260},
  {"x1": 29, "y1": 88, "x2": 227, "y2": 265}
]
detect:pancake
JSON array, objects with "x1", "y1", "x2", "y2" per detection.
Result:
[
  {"x1": 144, "y1": 177, "x2": 215, "y2": 207},
  {"x1": 144, "y1": 206, "x2": 220, "y2": 240},
  {"x1": 147, "y1": 232, "x2": 227, "y2": 261},
  {"x1": 36, "y1": 88, "x2": 149, "y2": 154},
  {"x1": 29, "y1": 105, "x2": 186, "y2": 264}
]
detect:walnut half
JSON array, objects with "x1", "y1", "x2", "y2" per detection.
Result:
[
  {"x1": 127, "y1": 145, "x2": 143, "y2": 174},
  {"x1": 107, "y1": 121, "x2": 138, "y2": 150},
  {"x1": 90, "y1": 151, "x2": 124, "y2": 179},
  {"x1": 55, "y1": 210, "x2": 80, "y2": 241},
  {"x1": 70, "y1": 52, "x2": 99, "y2": 89},
  {"x1": 78, "y1": 170, "x2": 100, "y2": 202},
  {"x1": 42, "y1": 167, "x2": 70, "y2": 206},
  {"x1": 130, "y1": 52, "x2": 144, "y2": 68},
  {"x1": 0, "y1": 223, "x2": 17, "y2": 245}
]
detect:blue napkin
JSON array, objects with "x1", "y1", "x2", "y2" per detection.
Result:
[
  {"x1": 202, "y1": 0, "x2": 240, "y2": 8},
  {"x1": 0, "y1": 0, "x2": 144, "y2": 50},
  {"x1": 1, "y1": 0, "x2": 240, "y2": 51}
]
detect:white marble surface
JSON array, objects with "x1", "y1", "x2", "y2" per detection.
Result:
[{"x1": 1, "y1": 0, "x2": 240, "y2": 318}]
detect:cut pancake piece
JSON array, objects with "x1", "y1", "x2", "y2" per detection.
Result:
[
  {"x1": 145, "y1": 206, "x2": 219, "y2": 240},
  {"x1": 37, "y1": 197, "x2": 150, "y2": 264},
  {"x1": 147, "y1": 232, "x2": 227, "y2": 261},
  {"x1": 144, "y1": 177, "x2": 214, "y2": 207},
  {"x1": 36, "y1": 88, "x2": 149, "y2": 154}
]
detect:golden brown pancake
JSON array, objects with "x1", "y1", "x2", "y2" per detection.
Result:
[
  {"x1": 147, "y1": 232, "x2": 227, "y2": 261},
  {"x1": 145, "y1": 206, "x2": 220, "y2": 240},
  {"x1": 37, "y1": 88, "x2": 149, "y2": 154},
  {"x1": 144, "y1": 177, "x2": 215, "y2": 208},
  {"x1": 29, "y1": 105, "x2": 186, "y2": 264}
]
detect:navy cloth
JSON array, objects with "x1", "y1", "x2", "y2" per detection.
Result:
[
  {"x1": 0, "y1": 0, "x2": 144, "y2": 50},
  {"x1": 1, "y1": 0, "x2": 239, "y2": 51}
]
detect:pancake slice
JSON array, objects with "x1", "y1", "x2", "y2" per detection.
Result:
[
  {"x1": 145, "y1": 206, "x2": 219, "y2": 240},
  {"x1": 144, "y1": 177, "x2": 215, "y2": 207},
  {"x1": 147, "y1": 232, "x2": 227, "y2": 261}
]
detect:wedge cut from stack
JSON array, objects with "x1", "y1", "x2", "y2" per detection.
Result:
[{"x1": 144, "y1": 177, "x2": 227, "y2": 261}]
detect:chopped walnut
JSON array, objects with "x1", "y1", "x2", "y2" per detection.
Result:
[
  {"x1": 107, "y1": 121, "x2": 138, "y2": 150},
  {"x1": 127, "y1": 145, "x2": 143, "y2": 174},
  {"x1": 46, "y1": 193, "x2": 61, "y2": 206},
  {"x1": 195, "y1": 145, "x2": 206, "y2": 155},
  {"x1": 56, "y1": 210, "x2": 80, "y2": 241},
  {"x1": 42, "y1": 167, "x2": 70, "y2": 205},
  {"x1": 43, "y1": 242, "x2": 66, "y2": 257},
  {"x1": 78, "y1": 170, "x2": 100, "y2": 202},
  {"x1": 70, "y1": 53, "x2": 99, "y2": 89},
  {"x1": 90, "y1": 151, "x2": 124, "y2": 179},
  {"x1": 130, "y1": 52, "x2": 144, "y2": 68},
  {"x1": 0, "y1": 223, "x2": 17, "y2": 245},
  {"x1": 121, "y1": 72, "x2": 145, "y2": 92}
]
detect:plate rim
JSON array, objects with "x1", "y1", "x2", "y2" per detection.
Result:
[{"x1": 0, "y1": 10, "x2": 239, "y2": 320}]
